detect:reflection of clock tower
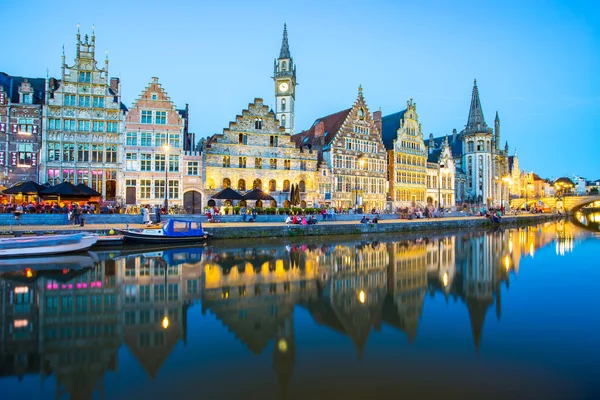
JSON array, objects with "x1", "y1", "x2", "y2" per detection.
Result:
[{"x1": 273, "y1": 23, "x2": 296, "y2": 134}]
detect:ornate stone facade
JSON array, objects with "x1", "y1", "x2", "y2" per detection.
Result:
[
  {"x1": 41, "y1": 28, "x2": 126, "y2": 199},
  {"x1": 294, "y1": 87, "x2": 388, "y2": 210},
  {"x1": 381, "y1": 99, "x2": 428, "y2": 209},
  {"x1": 205, "y1": 98, "x2": 318, "y2": 208},
  {"x1": 0, "y1": 74, "x2": 45, "y2": 187},
  {"x1": 273, "y1": 24, "x2": 296, "y2": 135},
  {"x1": 426, "y1": 135, "x2": 457, "y2": 208},
  {"x1": 122, "y1": 77, "x2": 199, "y2": 208}
]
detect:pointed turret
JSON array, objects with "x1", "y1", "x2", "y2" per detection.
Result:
[
  {"x1": 466, "y1": 79, "x2": 486, "y2": 131},
  {"x1": 279, "y1": 23, "x2": 291, "y2": 59},
  {"x1": 495, "y1": 111, "x2": 501, "y2": 150}
]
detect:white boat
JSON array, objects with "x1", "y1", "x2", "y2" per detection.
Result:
[
  {"x1": 0, "y1": 252, "x2": 99, "y2": 270},
  {"x1": 0, "y1": 233, "x2": 98, "y2": 258}
]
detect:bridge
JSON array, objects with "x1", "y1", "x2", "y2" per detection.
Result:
[{"x1": 510, "y1": 195, "x2": 600, "y2": 213}]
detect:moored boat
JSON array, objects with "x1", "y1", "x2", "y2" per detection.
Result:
[
  {"x1": 0, "y1": 252, "x2": 99, "y2": 271},
  {"x1": 0, "y1": 233, "x2": 98, "y2": 258},
  {"x1": 115, "y1": 219, "x2": 212, "y2": 244}
]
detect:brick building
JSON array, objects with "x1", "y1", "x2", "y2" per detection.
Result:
[
  {"x1": 122, "y1": 77, "x2": 200, "y2": 209},
  {"x1": 0, "y1": 73, "x2": 45, "y2": 187},
  {"x1": 41, "y1": 28, "x2": 126, "y2": 199},
  {"x1": 293, "y1": 86, "x2": 388, "y2": 211}
]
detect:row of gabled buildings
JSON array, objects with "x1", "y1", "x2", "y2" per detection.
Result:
[{"x1": 1, "y1": 25, "x2": 519, "y2": 211}]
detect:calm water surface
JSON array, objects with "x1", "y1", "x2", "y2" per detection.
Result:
[{"x1": 0, "y1": 217, "x2": 599, "y2": 400}]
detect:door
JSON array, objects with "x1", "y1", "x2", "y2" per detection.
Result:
[
  {"x1": 184, "y1": 190, "x2": 203, "y2": 214},
  {"x1": 126, "y1": 187, "x2": 136, "y2": 205}
]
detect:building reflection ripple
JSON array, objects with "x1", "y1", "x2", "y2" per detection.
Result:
[{"x1": 0, "y1": 220, "x2": 582, "y2": 399}]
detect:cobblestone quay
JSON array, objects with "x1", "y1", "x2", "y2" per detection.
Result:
[{"x1": 1, "y1": 214, "x2": 560, "y2": 240}]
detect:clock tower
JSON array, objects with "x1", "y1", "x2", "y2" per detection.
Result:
[{"x1": 273, "y1": 24, "x2": 296, "y2": 134}]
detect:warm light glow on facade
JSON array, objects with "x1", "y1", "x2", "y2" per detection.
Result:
[
  {"x1": 278, "y1": 338, "x2": 288, "y2": 353},
  {"x1": 443, "y1": 271, "x2": 449, "y2": 287},
  {"x1": 162, "y1": 316, "x2": 169, "y2": 329},
  {"x1": 358, "y1": 290, "x2": 366, "y2": 304},
  {"x1": 14, "y1": 286, "x2": 29, "y2": 294}
]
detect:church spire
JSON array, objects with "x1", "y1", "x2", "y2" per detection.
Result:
[
  {"x1": 279, "y1": 23, "x2": 291, "y2": 59},
  {"x1": 466, "y1": 79, "x2": 487, "y2": 131}
]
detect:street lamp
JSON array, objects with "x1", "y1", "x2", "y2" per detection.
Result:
[
  {"x1": 438, "y1": 163, "x2": 445, "y2": 210},
  {"x1": 163, "y1": 142, "x2": 170, "y2": 209}
]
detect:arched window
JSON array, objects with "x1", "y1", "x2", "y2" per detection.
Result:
[
  {"x1": 253, "y1": 178, "x2": 262, "y2": 190},
  {"x1": 238, "y1": 179, "x2": 246, "y2": 191},
  {"x1": 282, "y1": 98, "x2": 286, "y2": 111},
  {"x1": 222, "y1": 156, "x2": 230, "y2": 167},
  {"x1": 281, "y1": 115, "x2": 286, "y2": 128},
  {"x1": 283, "y1": 180, "x2": 290, "y2": 192},
  {"x1": 298, "y1": 180, "x2": 305, "y2": 192},
  {"x1": 468, "y1": 141, "x2": 474, "y2": 152},
  {"x1": 223, "y1": 178, "x2": 231, "y2": 188},
  {"x1": 282, "y1": 61, "x2": 287, "y2": 71},
  {"x1": 269, "y1": 179, "x2": 276, "y2": 191}
]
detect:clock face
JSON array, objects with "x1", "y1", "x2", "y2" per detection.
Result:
[{"x1": 279, "y1": 82, "x2": 289, "y2": 92}]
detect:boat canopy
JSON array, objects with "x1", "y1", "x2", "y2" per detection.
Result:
[{"x1": 162, "y1": 219, "x2": 206, "y2": 237}]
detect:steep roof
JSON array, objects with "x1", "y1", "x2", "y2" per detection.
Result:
[
  {"x1": 465, "y1": 79, "x2": 487, "y2": 131},
  {"x1": 429, "y1": 133, "x2": 463, "y2": 158},
  {"x1": 0, "y1": 72, "x2": 46, "y2": 104},
  {"x1": 292, "y1": 108, "x2": 351, "y2": 148},
  {"x1": 507, "y1": 156, "x2": 515, "y2": 173},
  {"x1": 381, "y1": 110, "x2": 406, "y2": 150},
  {"x1": 554, "y1": 177, "x2": 575, "y2": 186},
  {"x1": 427, "y1": 148, "x2": 442, "y2": 163},
  {"x1": 279, "y1": 24, "x2": 291, "y2": 59}
]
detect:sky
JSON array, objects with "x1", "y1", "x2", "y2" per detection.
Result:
[{"x1": 0, "y1": 0, "x2": 598, "y2": 179}]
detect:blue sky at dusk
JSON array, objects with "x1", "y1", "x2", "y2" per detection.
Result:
[{"x1": 0, "y1": 0, "x2": 597, "y2": 178}]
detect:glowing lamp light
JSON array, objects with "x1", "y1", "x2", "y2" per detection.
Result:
[
  {"x1": 504, "y1": 255, "x2": 510, "y2": 271},
  {"x1": 14, "y1": 286, "x2": 28, "y2": 294},
  {"x1": 162, "y1": 316, "x2": 170, "y2": 330},
  {"x1": 14, "y1": 320, "x2": 28, "y2": 328},
  {"x1": 358, "y1": 290, "x2": 366, "y2": 304},
  {"x1": 442, "y1": 271, "x2": 449, "y2": 287},
  {"x1": 62, "y1": 269, "x2": 69, "y2": 274},
  {"x1": 25, "y1": 268, "x2": 33, "y2": 278},
  {"x1": 278, "y1": 339, "x2": 288, "y2": 353}
]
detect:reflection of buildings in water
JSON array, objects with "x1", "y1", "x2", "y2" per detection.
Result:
[
  {"x1": 37, "y1": 260, "x2": 120, "y2": 399},
  {"x1": 202, "y1": 249, "x2": 317, "y2": 397},
  {"x1": 0, "y1": 272, "x2": 40, "y2": 379},
  {"x1": 117, "y1": 251, "x2": 203, "y2": 378}
]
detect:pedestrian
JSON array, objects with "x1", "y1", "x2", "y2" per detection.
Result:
[
  {"x1": 241, "y1": 205, "x2": 247, "y2": 222},
  {"x1": 155, "y1": 204, "x2": 161, "y2": 223},
  {"x1": 72, "y1": 204, "x2": 81, "y2": 226},
  {"x1": 251, "y1": 207, "x2": 257, "y2": 221},
  {"x1": 321, "y1": 207, "x2": 326, "y2": 220}
]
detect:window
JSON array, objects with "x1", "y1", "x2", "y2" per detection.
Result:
[
  {"x1": 155, "y1": 132, "x2": 167, "y2": 147},
  {"x1": 270, "y1": 135, "x2": 278, "y2": 147},
  {"x1": 78, "y1": 144, "x2": 89, "y2": 162},
  {"x1": 255, "y1": 158, "x2": 262, "y2": 169},
  {"x1": 300, "y1": 160, "x2": 307, "y2": 171},
  {"x1": 64, "y1": 119, "x2": 76, "y2": 131},
  {"x1": 78, "y1": 120, "x2": 90, "y2": 132},
  {"x1": 154, "y1": 179, "x2": 165, "y2": 199},
  {"x1": 467, "y1": 141, "x2": 474, "y2": 152},
  {"x1": 281, "y1": 115, "x2": 286, "y2": 128},
  {"x1": 107, "y1": 121, "x2": 118, "y2": 133},
  {"x1": 269, "y1": 179, "x2": 276, "y2": 191},
  {"x1": 140, "y1": 153, "x2": 152, "y2": 171},
  {"x1": 238, "y1": 156, "x2": 246, "y2": 168},
  {"x1": 93, "y1": 96, "x2": 105, "y2": 108},
  {"x1": 284, "y1": 159, "x2": 290, "y2": 170},
  {"x1": 79, "y1": 96, "x2": 91, "y2": 107},
  {"x1": 168, "y1": 283, "x2": 179, "y2": 301},
  {"x1": 92, "y1": 121, "x2": 104, "y2": 132},
  {"x1": 477, "y1": 140, "x2": 483, "y2": 151},
  {"x1": 63, "y1": 143, "x2": 75, "y2": 162},
  {"x1": 169, "y1": 133, "x2": 180, "y2": 148},
  {"x1": 255, "y1": 119, "x2": 262, "y2": 129},
  {"x1": 79, "y1": 72, "x2": 91, "y2": 82},
  {"x1": 239, "y1": 133, "x2": 247, "y2": 145},
  {"x1": 140, "y1": 180, "x2": 151, "y2": 198},
  {"x1": 154, "y1": 284, "x2": 165, "y2": 302},
  {"x1": 187, "y1": 161, "x2": 199, "y2": 175},
  {"x1": 238, "y1": 179, "x2": 246, "y2": 191},
  {"x1": 299, "y1": 180, "x2": 305, "y2": 192},
  {"x1": 281, "y1": 98, "x2": 286, "y2": 111},
  {"x1": 141, "y1": 132, "x2": 152, "y2": 146},
  {"x1": 48, "y1": 142, "x2": 60, "y2": 161},
  {"x1": 22, "y1": 93, "x2": 32, "y2": 104},
  {"x1": 283, "y1": 180, "x2": 290, "y2": 191},
  {"x1": 49, "y1": 118, "x2": 61, "y2": 130},
  {"x1": 17, "y1": 143, "x2": 33, "y2": 166},
  {"x1": 269, "y1": 158, "x2": 277, "y2": 169},
  {"x1": 155, "y1": 154, "x2": 165, "y2": 171},
  {"x1": 106, "y1": 145, "x2": 117, "y2": 163},
  {"x1": 141, "y1": 110, "x2": 152, "y2": 123},
  {"x1": 126, "y1": 153, "x2": 137, "y2": 170},
  {"x1": 155, "y1": 111, "x2": 167, "y2": 124},
  {"x1": 223, "y1": 178, "x2": 231, "y2": 188},
  {"x1": 64, "y1": 95, "x2": 76, "y2": 106},
  {"x1": 126, "y1": 131, "x2": 137, "y2": 146},
  {"x1": 92, "y1": 144, "x2": 103, "y2": 162},
  {"x1": 17, "y1": 118, "x2": 33, "y2": 134},
  {"x1": 223, "y1": 156, "x2": 230, "y2": 168},
  {"x1": 169, "y1": 155, "x2": 179, "y2": 172},
  {"x1": 187, "y1": 280, "x2": 198, "y2": 294},
  {"x1": 169, "y1": 180, "x2": 179, "y2": 199}
]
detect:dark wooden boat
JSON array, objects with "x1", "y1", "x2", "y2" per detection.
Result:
[{"x1": 115, "y1": 219, "x2": 212, "y2": 244}]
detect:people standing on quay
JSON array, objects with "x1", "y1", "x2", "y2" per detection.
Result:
[
  {"x1": 154, "y1": 204, "x2": 161, "y2": 223},
  {"x1": 142, "y1": 206, "x2": 151, "y2": 225},
  {"x1": 241, "y1": 206, "x2": 247, "y2": 222}
]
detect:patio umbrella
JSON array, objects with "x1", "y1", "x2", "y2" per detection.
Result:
[
  {"x1": 76, "y1": 183, "x2": 101, "y2": 197},
  {"x1": 289, "y1": 184, "x2": 295, "y2": 206},
  {"x1": 211, "y1": 187, "x2": 244, "y2": 200},
  {"x1": 3, "y1": 181, "x2": 43, "y2": 195},
  {"x1": 242, "y1": 188, "x2": 275, "y2": 201},
  {"x1": 41, "y1": 182, "x2": 88, "y2": 196}
]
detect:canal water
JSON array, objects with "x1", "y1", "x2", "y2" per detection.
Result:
[{"x1": 0, "y1": 217, "x2": 598, "y2": 400}]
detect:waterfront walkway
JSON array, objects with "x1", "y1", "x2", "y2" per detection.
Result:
[{"x1": 0, "y1": 213, "x2": 560, "y2": 240}]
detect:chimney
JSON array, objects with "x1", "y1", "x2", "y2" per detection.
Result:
[
  {"x1": 373, "y1": 109, "x2": 382, "y2": 134},
  {"x1": 452, "y1": 128, "x2": 457, "y2": 142},
  {"x1": 110, "y1": 77, "x2": 120, "y2": 95}
]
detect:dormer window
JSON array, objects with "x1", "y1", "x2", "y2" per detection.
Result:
[
  {"x1": 22, "y1": 93, "x2": 32, "y2": 104},
  {"x1": 151, "y1": 93, "x2": 158, "y2": 100},
  {"x1": 358, "y1": 108, "x2": 365, "y2": 120}
]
